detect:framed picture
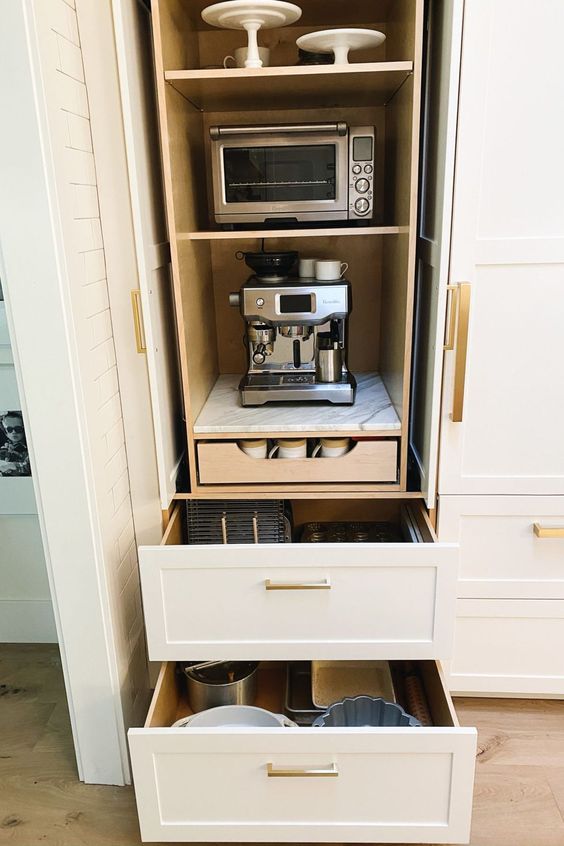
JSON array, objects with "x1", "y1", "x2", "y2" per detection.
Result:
[{"x1": 0, "y1": 410, "x2": 31, "y2": 476}]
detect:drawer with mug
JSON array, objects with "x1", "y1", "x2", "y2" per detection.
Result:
[{"x1": 196, "y1": 436, "x2": 398, "y2": 485}]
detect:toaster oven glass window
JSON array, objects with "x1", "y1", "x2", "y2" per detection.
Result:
[{"x1": 223, "y1": 145, "x2": 336, "y2": 203}]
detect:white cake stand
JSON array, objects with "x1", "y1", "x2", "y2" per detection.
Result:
[
  {"x1": 296, "y1": 28, "x2": 386, "y2": 65},
  {"x1": 202, "y1": 0, "x2": 302, "y2": 68}
]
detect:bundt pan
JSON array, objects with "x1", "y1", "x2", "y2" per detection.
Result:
[{"x1": 313, "y1": 695, "x2": 421, "y2": 727}]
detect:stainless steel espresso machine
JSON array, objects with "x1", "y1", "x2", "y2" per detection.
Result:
[{"x1": 229, "y1": 270, "x2": 356, "y2": 406}]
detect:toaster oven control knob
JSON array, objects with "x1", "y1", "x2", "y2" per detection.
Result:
[
  {"x1": 352, "y1": 164, "x2": 362, "y2": 174},
  {"x1": 229, "y1": 292, "x2": 241, "y2": 308},
  {"x1": 356, "y1": 178, "x2": 370, "y2": 194},
  {"x1": 355, "y1": 197, "x2": 370, "y2": 215},
  {"x1": 364, "y1": 164, "x2": 373, "y2": 174}
]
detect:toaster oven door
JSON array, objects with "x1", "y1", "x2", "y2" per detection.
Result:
[{"x1": 211, "y1": 127, "x2": 349, "y2": 223}]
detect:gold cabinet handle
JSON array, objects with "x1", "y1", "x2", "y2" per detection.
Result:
[
  {"x1": 445, "y1": 282, "x2": 471, "y2": 422},
  {"x1": 533, "y1": 523, "x2": 564, "y2": 538},
  {"x1": 267, "y1": 763, "x2": 338, "y2": 778},
  {"x1": 444, "y1": 284, "x2": 459, "y2": 351},
  {"x1": 131, "y1": 289, "x2": 147, "y2": 354},
  {"x1": 264, "y1": 579, "x2": 331, "y2": 591}
]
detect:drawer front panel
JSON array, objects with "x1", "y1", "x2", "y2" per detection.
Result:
[
  {"x1": 447, "y1": 598, "x2": 564, "y2": 696},
  {"x1": 130, "y1": 726, "x2": 476, "y2": 843},
  {"x1": 196, "y1": 440, "x2": 398, "y2": 485},
  {"x1": 439, "y1": 496, "x2": 564, "y2": 599},
  {"x1": 139, "y1": 542, "x2": 458, "y2": 661}
]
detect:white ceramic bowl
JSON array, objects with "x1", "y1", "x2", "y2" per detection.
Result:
[{"x1": 173, "y1": 705, "x2": 297, "y2": 728}]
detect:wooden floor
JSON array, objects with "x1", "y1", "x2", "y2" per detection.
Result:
[{"x1": 1, "y1": 644, "x2": 563, "y2": 846}]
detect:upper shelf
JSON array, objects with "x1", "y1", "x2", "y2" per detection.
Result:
[
  {"x1": 179, "y1": 225, "x2": 405, "y2": 242},
  {"x1": 165, "y1": 62, "x2": 413, "y2": 112}
]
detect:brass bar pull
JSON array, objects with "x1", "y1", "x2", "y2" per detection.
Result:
[
  {"x1": 264, "y1": 579, "x2": 331, "y2": 591},
  {"x1": 534, "y1": 523, "x2": 564, "y2": 538},
  {"x1": 448, "y1": 282, "x2": 471, "y2": 423},
  {"x1": 267, "y1": 763, "x2": 338, "y2": 778},
  {"x1": 444, "y1": 284, "x2": 459, "y2": 351},
  {"x1": 131, "y1": 290, "x2": 147, "y2": 354}
]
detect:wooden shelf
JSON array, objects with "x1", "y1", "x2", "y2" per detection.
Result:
[
  {"x1": 165, "y1": 62, "x2": 413, "y2": 111},
  {"x1": 178, "y1": 225, "x2": 405, "y2": 242}
]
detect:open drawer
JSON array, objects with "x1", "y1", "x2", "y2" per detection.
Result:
[
  {"x1": 139, "y1": 500, "x2": 458, "y2": 661},
  {"x1": 129, "y1": 661, "x2": 476, "y2": 843},
  {"x1": 196, "y1": 439, "x2": 398, "y2": 485}
]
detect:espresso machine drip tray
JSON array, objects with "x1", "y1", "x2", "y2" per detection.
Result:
[{"x1": 240, "y1": 371, "x2": 356, "y2": 405}]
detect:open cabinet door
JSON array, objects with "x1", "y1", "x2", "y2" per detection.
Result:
[
  {"x1": 410, "y1": 0, "x2": 464, "y2": 508},
  {"x1": 112, "y1": 0, "x2": 182, "y2": 508}
]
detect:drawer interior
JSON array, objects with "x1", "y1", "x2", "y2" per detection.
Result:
[
  {"x1": 164, "y1": 498, "x2": 436, "y2": 546},
  {"x1": 145, "y1": 660, "x2": 458, "y2": 729}
]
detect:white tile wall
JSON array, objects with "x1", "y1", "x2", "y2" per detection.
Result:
[{"x1": 43, "y1": 0, "x2": 148, "y2": 732}]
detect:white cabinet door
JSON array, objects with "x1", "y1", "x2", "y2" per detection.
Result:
[
  {"x1": 112, "y1": 0, "x2": 182, "y2": 508},
  {"x1": 439, "y1": 0, "x2": 564, "y2": 495}
]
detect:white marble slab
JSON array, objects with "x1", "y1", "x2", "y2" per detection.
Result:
[{"x1": 193, "y1": 372, "x2": 401, "y2": 434}]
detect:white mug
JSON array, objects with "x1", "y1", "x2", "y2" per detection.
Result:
[
  {"x1": 298, "y1": 257, "x2": 321, "y2": 278},
  {"x1": 224, "y1": 47, "x2": 270, "y2": 68},
  {"x1": 238, "y1": 438, "x2": 267, "y2": 459},
  {"x1": 268, "y1": 438, "x2": 307, "y2": 459},
  {"x1": 312, "y1": 437, "x2": 350, "y2": 458},
  {"x1": 315, "y1": 260, "x2": 349, "y2": 281}
]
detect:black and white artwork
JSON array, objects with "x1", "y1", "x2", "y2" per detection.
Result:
[{"x1": 0, "y1": 410, "x2": 31, "y2": 476}]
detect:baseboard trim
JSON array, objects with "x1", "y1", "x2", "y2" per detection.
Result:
[{"x1": 0, "y1": 599, "x2": 57, "y2": 642}]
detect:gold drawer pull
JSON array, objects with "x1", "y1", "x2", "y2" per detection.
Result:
[
  {"x1": 445, "y1": 282, "x2": 471, "y2": 422},
  {"x1": 267, "y1": 763, "x2": 338, "y2": 778},
  {"x1": 265, "y1": 579, "x2": 331, "y2": 591},
  {"x1": 131, "y1": 289, "x2": 147, "y2": 354},
  {"x1": 533, "y1": 523, "x2": 564, "y2": 538}
]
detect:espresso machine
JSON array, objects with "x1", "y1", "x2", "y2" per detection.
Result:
[{"x1": 229, "y1": 274, "x2": 356, "y2": 406}]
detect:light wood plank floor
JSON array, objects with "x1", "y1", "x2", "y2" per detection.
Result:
[{"x1": 1, "y1": 644, "x2": 563, "y2": 845}]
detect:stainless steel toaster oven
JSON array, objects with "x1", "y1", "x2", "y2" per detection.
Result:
[{"x1": 209, "y1": 122, "x2": 375, "y2": 225}]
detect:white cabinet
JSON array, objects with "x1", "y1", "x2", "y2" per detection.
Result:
[
  {"x1": 439, "y1": 496, "x2": 564, "y2": 600},
  {"x1": 447, "y1": 599, "x2": 564, "y2": 697},
  {"x1": 437, "y1": 0, "x2": 564, "y2": 496}
]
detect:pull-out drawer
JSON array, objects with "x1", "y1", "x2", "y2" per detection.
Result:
[
  {"x1": 439, "y1": 495, "x2": 564, "y2": 599},
  {"x1": 197, "y1": 439, "x2": 398, "y2": 485},
  {"x1": 129, "y1": 661, "x2": 476, "y2": 843},
  {"x1": 139, "y1": 500, "x2": 458, "y2": 661}
]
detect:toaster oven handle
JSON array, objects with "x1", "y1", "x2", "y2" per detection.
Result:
[{"x1": 210, "y1": 123, "x2": 347, "y2": 139}]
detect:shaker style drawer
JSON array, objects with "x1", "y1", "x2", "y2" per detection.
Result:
[
  {"x1": 129, "y1": 661, "x2": 476, "y2": 843},
  {"x1": 139, "y1": 500, "x2": 458, "y2": 661},
  {"x1": 439, "y1": 495, "x2": 564, "y2": 599},
  {"x1": 447, "y1": 598, "x2": 564, "y2": 697},
  {"x1": 196, "y1": 440, "x2": 398, "y2": 485}
]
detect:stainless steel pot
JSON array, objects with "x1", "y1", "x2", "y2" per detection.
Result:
[{"x1": 183, "y1": 661, "x2": 259, "y2": 712}]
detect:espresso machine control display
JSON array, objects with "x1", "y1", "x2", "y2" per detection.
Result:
[{"x1": 231, "y1": 280, "x2": 356, "y2": 406}]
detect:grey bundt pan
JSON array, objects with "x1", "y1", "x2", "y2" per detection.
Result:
[{"x1": 313, "y1": 696, "x2": 421, "y2": 727}]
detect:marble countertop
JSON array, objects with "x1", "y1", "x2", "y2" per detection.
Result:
[{"x1": 193, "y1": 372, "x2": 401, "y2": 434}]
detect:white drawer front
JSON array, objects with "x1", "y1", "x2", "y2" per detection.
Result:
[
  {"x1": 139, "y1": 540, "x2": 458, "y2": 661},
  {"x1": 130, "y1": 725, "x2": 475, "y2": 843},
  {"x1": 439, "y1": 496, "x2": 564, "y2": 599},
  {"x1": 447, "y1": 598, "x2": 564, "y2": 697}
]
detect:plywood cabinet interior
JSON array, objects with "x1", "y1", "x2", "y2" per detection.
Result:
[{"x1": 150, "y1": 0, "x2": 424, "y2": 497}]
